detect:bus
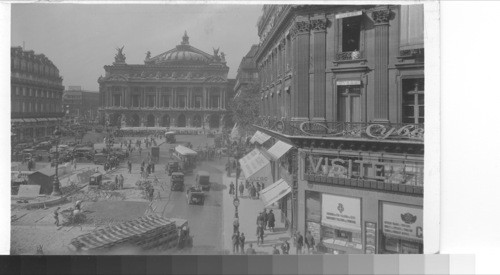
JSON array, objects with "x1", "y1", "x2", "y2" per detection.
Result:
[{"x1": 173, "y1": 145, "x2": 197, "y2": 174}]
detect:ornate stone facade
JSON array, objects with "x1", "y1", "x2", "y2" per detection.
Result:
[
  {"x1": 254, "y1": 5, "x2": 425, "y2": 254},
  {"x1": 98, "y1": 32, "x2": 230, "y2": 132},
  {"x1": 11, "y1": 47, "x2": 64, "y2": 143}
]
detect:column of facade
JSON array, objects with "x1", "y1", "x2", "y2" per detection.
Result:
[
  {"x1": 106, "y1": 88, "x2": 110, "y2": 107},
  {"x1": 218, "y1": 88, "x2": 222, "y2": 109},
  {"x1": 311, "y1": 17, "x2": 327, "y2": 121},
  {"x1": 155, "y1": 87, "x2": 160, "y2": 108},
  {"x1": 173, "y1": 87, "x2": 177, "y2": 108},
  {"x1": 291, "y1": 18, "x2": 311, "y2": 120},
  {"x1": 221, "y1": 88, "x2": 225, "y2": 109},
  {"x1": 203, "y1": 87, "x2": 207, "y2": 109},
  {"x1": 207, "y1": 87, "x2": 211, "y2": 109},
  {"x1": 372, "y1": 9, "x2": 392, "y2": 122},
  {"x1": 188, "y1": 87, "x2": 192, "y2": 109}
]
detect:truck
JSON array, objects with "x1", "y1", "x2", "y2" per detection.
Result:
[
  {"x1": 68, "y1": 215, "x2": 193, "y2": 254},
  {"x1": 196, "y1": 171, "x2": 211, "y2": 191},
  {"x1": 170, "y1": 172, "x2": 185, "y2": 191}
]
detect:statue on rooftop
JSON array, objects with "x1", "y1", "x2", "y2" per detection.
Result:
[{"x1": 114, "y1": 46, "x2": 126, "y2": 63}]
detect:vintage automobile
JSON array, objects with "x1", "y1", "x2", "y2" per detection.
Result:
[
  {"x1": 89, "y1": 173, "x2": 103, "y2": 189},
  {"x1": 196, "y1": 171, "x2": 211, "y2": 191},
  {"x1": 167, "y1": 161, "x2": 180, "y2": 176},
  {"x1": 93, "y1": 153, "x2": 107, "y2": 165},
  {"x1": 73, "y1": 147, "x2": 94, "y2": 162},
  {"x1": 170, "y1": 172, "x2": 185, "y2": 191},
  {"x1": 165, "y1": 131, "x2": 176, "y2": 143},
  {"x1": 186, "y1": 186, "x2": 205, "y2": 205},
  {"x1": 34, "y1": 141, "x2": 52, "y2": 151}
]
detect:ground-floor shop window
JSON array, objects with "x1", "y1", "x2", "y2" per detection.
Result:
[
  {"x1": 382, "y1": 235, "x2": 422, "y2": 254},
  {"x1": 305, "y1": 192, "x2": 364, "y2": 253}
]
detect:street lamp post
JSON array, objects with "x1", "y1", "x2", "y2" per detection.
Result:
[
  {"x1": 51, "y1": 127, "x2": 62, "y2": 196},
  {"x1": 234, "y1": 148, "x2": 242, "y2": 219}
]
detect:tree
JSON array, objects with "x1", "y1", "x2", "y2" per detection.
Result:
[{"x1": 228, "y1": 83, "x2": 261, "y2": 137}]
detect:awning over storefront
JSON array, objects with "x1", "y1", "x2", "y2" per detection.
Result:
[
  {"x1": 259, "y1": 178, "x2": 292, "y2": 207},
  {"x1": 239, "y1": 148, "x2": 273, "y2": 186},
  {"x1": 250, "y1": 131, "x2": 271, "y2": 144},
  {"x1": 267, "y1": 140, "x2": 293, "y2": 160},
  {"x1": 175, "y1": 145, "x2": 197, "y2": 156}
]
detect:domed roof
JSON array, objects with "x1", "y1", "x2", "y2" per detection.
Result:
[{"x1": 147, "y1": 32, "x2": 214, "y2": 65}]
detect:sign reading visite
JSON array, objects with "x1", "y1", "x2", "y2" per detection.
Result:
[
  {"x1": 382, "y1": 202, "x2": 423, "y2": 242},
  {"x1": 321, "y1": 194, "x2": 361, "y2": 231}
]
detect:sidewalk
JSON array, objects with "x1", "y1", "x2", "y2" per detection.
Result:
[{"x1": 222, "y1": 172, "x2": 295, "y2": 255}]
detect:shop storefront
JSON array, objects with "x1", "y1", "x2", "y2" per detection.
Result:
[
  {"x1": 305, "y1": 191, "x2": 364, "y2": 254},
  {"x1": 269, "y1": 141, "x2": 297, "y2": 234},
  {"x1": 380, "y1": 202, "x2": 423, "y2": 254},
  {"x1": 298, "y1": 149, "x2": 424, "y2": 254}
]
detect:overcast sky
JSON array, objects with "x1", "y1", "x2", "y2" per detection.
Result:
[{"x1": 11, "y1": 4, "x2": 263, "y2": 91}]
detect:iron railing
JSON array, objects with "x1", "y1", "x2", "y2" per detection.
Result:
[
  {"x1": 254, "y1": 117, "x2": 424, "y2": 142},
  {"x1": 100, "y1": 106, "x2": 225, "y2": 111},
  {"x1": 335, "y1": 51, "x2": 364, "y2": 61}
]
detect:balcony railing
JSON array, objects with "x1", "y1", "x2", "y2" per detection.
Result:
[
  {"x1": 11, "y1": 112, "x2": 65, "y2": 119},
  {"x1": 100, "y1": 106, "x2": 226, "y2": 111},
  {"x1": 254, "y1": 117, "x2": 424, "y2": 142},
  {"x1": 335, "y1": 50, "x2": 364, "y2": 61}
]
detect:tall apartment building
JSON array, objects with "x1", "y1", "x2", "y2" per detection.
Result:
[
  {"x1": 253, "y1": 5, "x2": 424, "y2": 254},
  {"x1": 11, "y1": 46, "x2": 65, "y2": 143}
]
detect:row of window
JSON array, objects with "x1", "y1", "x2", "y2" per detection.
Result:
[
  {"x1": 261, "y1": 78, "x2": 424, "y2": 124},
  {"x1": 109, "y1": 94, "x2": 222, "y2": 109},
  {"x1": 11, "y1": 100, "x2": 61, "y2": 113},
  {"x1": 108, "y1": 87, "x2": 223, "y2": 94},
  {"x1": 12, "y1": 86, "x2": 62, "y2": 100},
  {"x1": 259, "y1": 15, "x2": 413, "y2": 88},
  {"x1": 11, "y1": 57, "x2": 58, "y2": 77}
]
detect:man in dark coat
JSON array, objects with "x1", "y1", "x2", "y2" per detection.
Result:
[
  {"x1": 232, "y1": 232, "x2": 240, "y2": 254},
  {"x1": 239, "y1": 181, "x2": 244, "y2": 197},
  {"x1": 229, "y1": 182, "x2": 235, "y2": 195},
  {"x1": 305, "y1": 230, "x2": 315, "y2": 254},
  {"x1": 267, "y1": 210, "x2": 275, "y2": 232},
  {"x1": 250, "y1": 184, "x2": 256, "y2": 199},
  {"x1": 281, "y1": 239, "x2": 290, "y2": 255},
  {"x1": 257, "y1": 225, "x2": 264, "y2": 245},
  {"x1": 262, "y1": 209, "x2": 268, "y2": 230},
  {"x1": 295, "y1": 231, "x2": 304, "y2": 254},
  {"x1": 239, "y1": 232, "x2": 246, "y2": 254},
  {"x1": 256, "y1": 182, "x2": 261, "y2": 199}
]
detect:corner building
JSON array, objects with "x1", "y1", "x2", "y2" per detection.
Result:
[
  {"x1": 253, "y1": 5, "x2": 424, "y2": 254},
  {"x1": 11, "y1": 47, "x2": 64, "y2": 143},
  {"x1": 98, "y1": 33, "x2": 229, "y2": 132}
]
